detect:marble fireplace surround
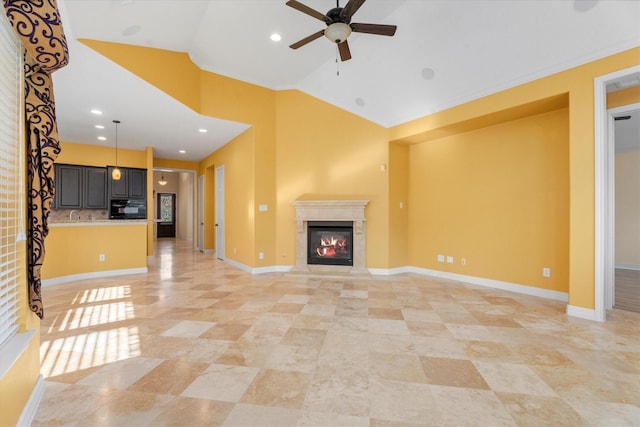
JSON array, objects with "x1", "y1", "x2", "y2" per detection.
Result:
[{"x1": 291, "y1": 199, "x2": 369, "y2": 275}]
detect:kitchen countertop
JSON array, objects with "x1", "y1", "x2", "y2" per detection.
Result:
[{"x1": 49, "y1": 219, "x2": 148, "y2": 227}]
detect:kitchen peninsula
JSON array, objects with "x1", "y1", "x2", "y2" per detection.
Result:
[{"x1": 42, "y1": 219, "x2": 148, "y2": 285}]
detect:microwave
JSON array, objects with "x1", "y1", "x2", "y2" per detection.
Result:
[{"x1": 109, "y1": 199, "x2": 146, "y2": 220}]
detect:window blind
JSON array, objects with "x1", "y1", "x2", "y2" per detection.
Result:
[{"x1": 0, "y1": 10, "x2": 24, "y2": 350}]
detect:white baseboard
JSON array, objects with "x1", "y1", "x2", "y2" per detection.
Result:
[
  {"x1": 615, "y1": 263, "x2": 640, "y2": 271},
  {"x1": 17, "y1": 374, "x2": 44, "y2": 427},
  {"x1": 41, "y1": 267, "x2": 148, "y2": 287},
  {"x1": 369, "y1": 266, "x2": 412, "y2": 276},
  {"x1": 399, "y1": 266, "x2": 569, "y2": 302},
  {"x1": 566, "y1": 305, "x2": 600, "y2": 321}
]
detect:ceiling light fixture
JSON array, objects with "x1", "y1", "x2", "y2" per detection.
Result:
[
  {"x1": 91, "y1": 109, "x2": 103, "y2": 115},
  {"x1": 270, "y1": 33, "x2": 282, "y2": 42},
  {"x1": 158, "y1": 175, "x2": 168, "y2": 186},
  {"x1": 198, "y1": 128, "x2": 207, "y2": 133},
  {"x1": 98, "y1": 136, "x2": 106, "y2": 141},
  {"x1": 112, "y1": 120, "x2": 121, "y2": 180},
  {"x1": 324, "y1": 22, "x2": 351, "y2": 44},
  {"x1": 95, "y1": 124, "x2": 105, "y2": 129},
  {"x1": 179, "y1": 150, "x2": 186, "y2": 154},
  {"x1": 122, "y1": 24, "x2": 141, "y2": 36}
]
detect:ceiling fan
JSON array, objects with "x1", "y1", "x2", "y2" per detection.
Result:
[{"x1": 286, "y1": 0, "x2": 397, "y2": 61}]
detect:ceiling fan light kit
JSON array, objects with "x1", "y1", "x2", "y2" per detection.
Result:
[
  {"x1": 325, "y1": 22, "x2": 351, "y2": 44},
  {"x1": 287, "y1": 0, "x2": 397, "y2": 61}
]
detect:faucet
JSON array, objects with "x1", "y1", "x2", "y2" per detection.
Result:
[{"x1": 69, "y1": 210, "x2": 79, "y2": 221}]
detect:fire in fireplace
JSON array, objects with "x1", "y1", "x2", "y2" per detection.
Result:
[{"x1": 307, "y1": 221, "x2": 353, "y2": 266}]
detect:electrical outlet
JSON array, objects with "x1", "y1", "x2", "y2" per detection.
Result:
[
  {"x1": 99, "y1": 254, "x2": 105, "y2": 262},
  {"x1": 446, "y1": 256, "x2": 454, "y2": 264},
  {"x1": 461, "y1": 258, "x2": 466, "y2": 265},
  {"x1": 543, "y1": 267, "x2": 551, "y2": 277},
  {"x1": 259, "y1": 252, "x2": 264, "y2": 260},
  {"x1": 437, "y1": 254, "x2": 445, "y2": 263}
]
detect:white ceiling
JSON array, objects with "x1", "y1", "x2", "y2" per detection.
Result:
[{"x1": 52, "y1": 0, "x2": 640, "y2": 162}]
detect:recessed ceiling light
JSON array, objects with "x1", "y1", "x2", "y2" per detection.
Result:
[
  {"x1": 95, "y1": 124, "x2": 105, "y2": 129},
  {"x1": 421, "y1": 67, "x2": 435, "y2": 80},
  {"x1": 98, "y1": 136, "x2": 107, "y2": 141},
  {"x1": 270, "y1": 33, "x2": 282, "y2": 42},
  {"x1": 198, "y1": 128, "x2": 207, "y2": 133},
  {"x1": 122, "y1": 24, "x2": 141, "y2": 36},
  {"x1": 178, "y1": 150, "x2": 186, "y2": 154},
  {"x1": 91, "y1": 109, "x2": 103, "y2": 115},
  {"x1": 573, "y1": 0, "x2": 598, "y2": 12}
]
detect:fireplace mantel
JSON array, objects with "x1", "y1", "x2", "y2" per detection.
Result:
[{"x1": 291, "y1": 199, "x2": 369, "y2": 274}]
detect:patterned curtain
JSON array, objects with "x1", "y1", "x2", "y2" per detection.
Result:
[{"x1": 3, "y1": 0, "x2": 69, "y2": 318}]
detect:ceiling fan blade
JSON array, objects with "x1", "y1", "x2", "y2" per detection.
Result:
[
  {"x1": 289, "y1": 29, "x2": 325, "y2": 49},
  {"x1": 338, "y1": 40, "x2": 352, "y2": 61},
  {"x1": 286, "y1": 0, "x2": 327, "y2": 22},
  {"x1": 340, "y1": 0, "x2": 366, "y2": 20},
  {"x1": 351, "y1": 23, "x2": 397, "y2": 36}
]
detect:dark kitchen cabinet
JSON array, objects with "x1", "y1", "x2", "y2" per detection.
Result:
[
  {"x1": 83, "y1": 167, "x2": 108, "y2": 209},
  {"x1": 128, "y1": 168, "x2": 146, "y2": 199},
  {"x1": 55, "y1": 164, "x2": 83, "y2": 209},
  {"x1": 108, "y1": 166, "x2": 128, "y2": 198},
  {"x1": 108, "y1": 167, "x2": 146, "y2": 199}
]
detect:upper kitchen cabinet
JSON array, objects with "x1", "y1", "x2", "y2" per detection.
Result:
[
  {"x1": 55, "y1": 164, "x2": 83, "y2": 209},
  {"x1": 83, "y1": 167, "x2": 108, "y2": 209},
  {"x1": 128, "y1": 168, "x2": 146, "y2": 199},
  {"x1": 54, "y1": 164, "x2": 109, "y2": 209},
  {"x1": 108, "y1": 167, "x2": 146, "y2": 199}
]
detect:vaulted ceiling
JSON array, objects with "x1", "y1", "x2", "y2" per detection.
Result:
[{"x1": 52, "y1": 0, "x2": 640, "y2": 161}]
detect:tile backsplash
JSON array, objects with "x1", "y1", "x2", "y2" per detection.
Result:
[{"x1": 49, "y1": 208, "x2": 109, "y2": 223}]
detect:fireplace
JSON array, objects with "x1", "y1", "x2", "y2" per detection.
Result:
[
  {"x1": 291, "y1": 199, "x2": 369, "y2": 274},
  {"x1": 307, "y1": 221, "x2": 353, "y2": 266}
]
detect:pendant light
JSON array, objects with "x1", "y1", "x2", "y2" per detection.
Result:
[
  {"x1": 112, "y1": 119, "x2": 121, "y2": 180},
  {"x1": 158, "y1": 175, "x2": 168, "y2": 186}
]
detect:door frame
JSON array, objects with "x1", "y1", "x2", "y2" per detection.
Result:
[
  {"x1": 594, "y1": 65, "x2": 640, "y2": 322},
  {"x1": 215, "y1": 165, "x2": 225, "y2": 260},
  {"x1": 153, "y1": 168, "x2": 198, "y2": 246},
  {"x1": 198, "y1": 174, "x2": 204, "y2": 252}
]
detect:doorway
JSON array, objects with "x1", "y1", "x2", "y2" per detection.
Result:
[
  {"x1": 612, "y1": 105, "x2": 640, "y2": 312},
  {"x1": 594, "y1": 64, "x2": 640, "y2": 321},
  {"x1": 157, "y1": 193, "x2": 176, "y2": 238}
]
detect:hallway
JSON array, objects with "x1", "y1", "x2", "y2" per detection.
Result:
[{"x1": 33, "y1": 239, "x2": 639, "y2": 426}]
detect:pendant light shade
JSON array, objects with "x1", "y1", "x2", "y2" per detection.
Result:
[
  {"x1": 112, "y1": 167, "x2": 121, "y2": 180},
  {"x1": 158, "y1": 175, "x2": 167, "y2": 186},
  {"x1": 112, "y1": 119, "x2": 121, "y2": 180}
]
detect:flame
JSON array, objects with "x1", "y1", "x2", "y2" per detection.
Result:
[{"x1": 315, "y1": 235, "x2": 347, "y2": 257}]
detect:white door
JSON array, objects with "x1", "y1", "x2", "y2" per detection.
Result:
[
  {"x1": 198, "y1": 174, "x2": 204, "y2": 252},
  {"x1": 215, "y1": 166, "x2": 225, "y2": 260}
]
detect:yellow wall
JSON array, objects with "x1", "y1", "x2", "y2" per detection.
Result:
[
  {"x1": 408, "y1": 109, "x2": 569, "y2": 290},
  {"x1": 392, "y1": 47, "x2": 640, "y2": 309},
  {"x1": 199, "y1": 129, "x2": 256, "y2": 264},
  {"x1": 274, "y1": 90, "x2": 390, "y2": 267},
  {"x1": 388, "y1": 142, "x2": 409, "y2": 268},
  {"x1": 607, "y1": 85, "x2": 640, "y2": 108},
  {"x1": 42, "y1": 225, "x2": 148, "y2": 279},
  {"x1": 56, "y1": 141, "x2": 147, "y2": 168},
  {"x1": 615, "y1": 151, "x2": 640, "y2": 267}
]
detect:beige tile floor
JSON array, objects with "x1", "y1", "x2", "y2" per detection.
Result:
[{"x1": 34, "y1": 239, "x2": 640, "y2": 426}]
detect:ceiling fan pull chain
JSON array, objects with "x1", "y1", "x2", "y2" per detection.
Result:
[{"x1": 336, "y1": 45, "x2": 340, "y2": 76}]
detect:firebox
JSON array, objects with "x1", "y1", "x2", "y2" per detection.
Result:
[{"x1": 307, "y1": 221, "x2": 353, "y2": 266}]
